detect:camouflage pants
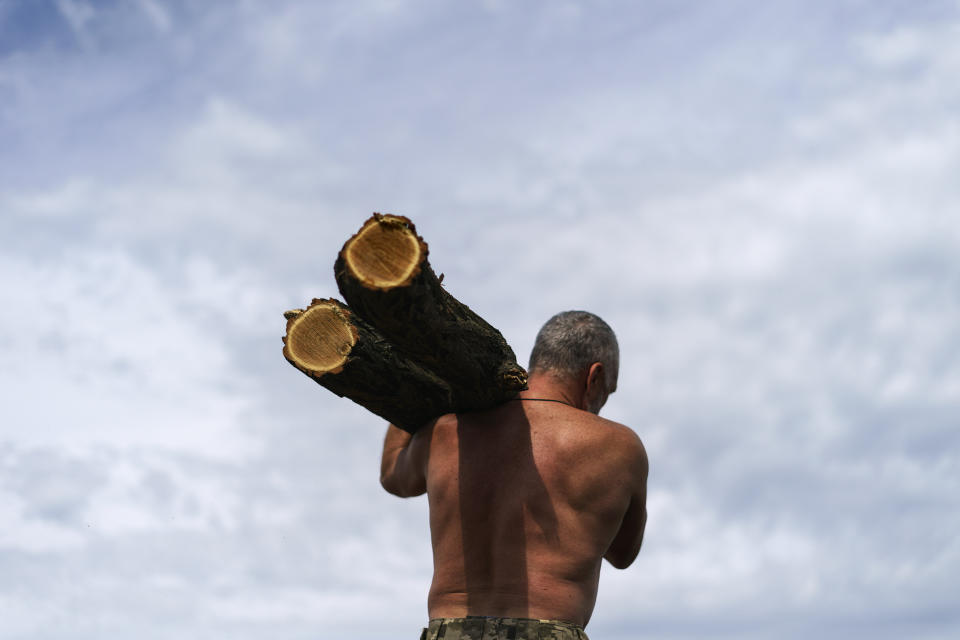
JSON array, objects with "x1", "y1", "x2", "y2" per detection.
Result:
[{"x1": 419, "y1": 616, "x2": 589, "y2": 640}]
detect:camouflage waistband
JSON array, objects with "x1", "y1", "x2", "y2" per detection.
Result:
[{"x1": 420, "y1": 616, "x2": 589, "y2": 640}]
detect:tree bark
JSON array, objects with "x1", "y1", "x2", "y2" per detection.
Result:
[
  {"x1": 282, "y1": 298, "x2": 454, "y2": 433},
  {"x1": 334, "y1": 213, "x2": 527, "y2": 412}
]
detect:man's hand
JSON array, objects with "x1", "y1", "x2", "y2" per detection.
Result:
[{"x1": 380, "y1": 422, "x2": 431, "y2": 497}]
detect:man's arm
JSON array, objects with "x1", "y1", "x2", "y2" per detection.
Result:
[
  {"x1": 603, "y1": 436, "x2": 648, "y2": 569},
  {"x1": 380, "y1": 422, "x2": 432, "y2": 497}
]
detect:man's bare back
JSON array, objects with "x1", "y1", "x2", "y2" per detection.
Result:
[
  {"x1": 380, "y1": 310, "x2": 647, "y2": 636},
  {"x1": 383, "y1": 398, "x2": 647, "y2": 627}
]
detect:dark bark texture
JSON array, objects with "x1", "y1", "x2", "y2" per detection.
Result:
[
  {"x1": 335, "y1": 215, "x2": 527, "y2": 412},
  {"x1": 283, "y1": 298, "x2": 454, "y2": 433}
]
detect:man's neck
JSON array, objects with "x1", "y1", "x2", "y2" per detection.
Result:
[{"x1": 520, "y1": 372, "x2": 586, "y2": 411}]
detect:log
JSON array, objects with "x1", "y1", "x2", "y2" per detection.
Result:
[
  {"x1": 334, "y1": 213, "x2": 527, "y2": 412},
  {"x1": 282, "y1": 298, "x2": 454, "y2": 433}
]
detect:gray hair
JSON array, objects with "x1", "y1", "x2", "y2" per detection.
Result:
[{"x1": 528, "y1": 311, "x2": 619, "y2": 391}]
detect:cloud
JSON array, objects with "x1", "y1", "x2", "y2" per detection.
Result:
[
  {"x1": 1, "y1": 1, "x2": 959, "y2": 639},
  {"x1": 0, "y1": 248, "x2": 260, "y2": 458},
  {"x1": 135, "y1": 0, "x2": 171, "y2": 34},
  {"x1": 55, "y1": 0, "x2": 95, "y2": 49}
]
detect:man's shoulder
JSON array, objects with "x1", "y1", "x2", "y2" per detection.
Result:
[
  {"x1": 565, "y1": 413, "x2": 646, "y2": 475},
  {"x1": 596, "y1": 417, "x2": 647, "y2": 476},
  {"x1": 527, "y1": 409, "x2": 639, "y2": 466},
  {"x1": 431, "y1": 406, "x2": 643, "y2": 456},
  {"x1": 571, "y1": 411, "x2": 641, "y2": 446},
  {"x1": 416, "y1": 412, "x2": 459, "y2": 448},
  {"x1": 429, "y1": 412, "x2": 459, "y2": 433}
]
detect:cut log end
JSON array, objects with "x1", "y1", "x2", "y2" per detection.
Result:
[
  {"x1": 342, "y1": 214, "x2": 426, "y2": 290},
  {"x1": 283, "y1": 300, "x2": 357, "y2": 375}
]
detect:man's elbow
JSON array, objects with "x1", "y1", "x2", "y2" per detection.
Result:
[
  {"x1": 379, "y1": 473, "x2": 406, "y2": 497},
  {"x1": 604, "y1": 520, "x2": 645, "y2": 569},
  {"x1": 604, "y1": 543, "x2": 641, "y2": 570},
  {"x1": 379, "y1": 474, "x2": 400, "y2": 496},
  {"x1": 379, "y1": 474, "x2": 424, "y2": 498}
]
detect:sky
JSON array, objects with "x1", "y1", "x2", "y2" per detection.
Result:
[{"x1": 1, "y1": 0, "x2": 959, "y2": 638}]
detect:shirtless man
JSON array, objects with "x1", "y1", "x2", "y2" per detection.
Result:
[{"x1": 380, "y1": 311, "x2": 648, "y2": 640}]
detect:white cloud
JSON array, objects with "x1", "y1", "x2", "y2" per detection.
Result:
[
  {"x1": 80, "y1": 454, "x2": 242, "y2": 536},
  {"x1": 0, "y1": 489, "x2": 86, "y2": 552},
  {"x1": 0, "y1": 249, "x2": 259, "y2": 458},
  {"x1": 174, "y1": 98, "x2": 296, "y2": 164},
  {"x1": 1, "y1": 2, "x2": 959, "y2": 639},
  {"x1": 4, "y1": 177, "x2": 97, "y2": 218},
  {"x1": 136, "y1": 0, "x2": 171, "y2": 34},
  {"x1": 857, "y1": 22, "x2": 960, "y2": 68},
  {"x1": 55, "y1": 0, "x2": 95, "y2": 49}
]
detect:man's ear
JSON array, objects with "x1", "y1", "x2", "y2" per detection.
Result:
[
  {"x1": 587, "y1": 362, "x2": 607, "y2": 394},
  {"x1": 584, "y1": 362, "x2": 608, "y2": 414},
  {"x1": 587, "y1": 362, "x2": 605, "y2": 390}
]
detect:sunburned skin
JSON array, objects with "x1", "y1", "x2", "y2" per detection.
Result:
[{"x1": 382, "y1": 381, "x2": 648, "y2": 629}]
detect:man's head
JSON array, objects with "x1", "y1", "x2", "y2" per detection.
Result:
[{"x1": 528, "y1": 310, "x2": 619, "y2": 414}]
